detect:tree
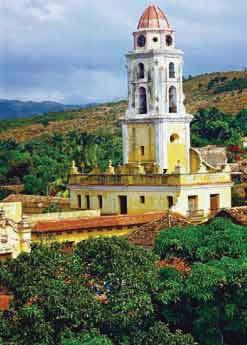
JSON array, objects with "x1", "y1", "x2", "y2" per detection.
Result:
[
  {"x1": 155, "y1": 218, "x2": 247, "y2": 263},
  {"x1": 62, "y1": 332, "x2": 113, "y2": 345},
  {"x1": 191, "y1": 108, "x2": 241, "y2": 147},
  {"x1": 0, "y1": 244, "x2": 103, "y2": 344},
  {"x1": 131, "y1": 322, "x2": 196, "y2": 345},
  {"x1": 0, "y1": 238, "x2": 196, "y2": 344},
  {"x1": 233, "y1": 109, "x2": 247, "y2": 136},
  {"x1": 23, "y1": 174, "x2": 44, "y2": 195},
  {"x1": 155, "y1": 218, "x2": 247, "y2": 345},
  {"x1": 74, "y1": 237, "x2": 158, "y2": 337}
]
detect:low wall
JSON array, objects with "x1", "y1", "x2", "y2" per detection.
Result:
[
  {"x1": 0, "y1": 202, "x2": 22, "y2": 222},
  {"x1": 27, "y1": 209, "x2": 100, "y2": 224}
]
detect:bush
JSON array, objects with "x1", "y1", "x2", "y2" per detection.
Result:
[{"x1": 155, "y1": 218, "x2": 247, "y2": 263}]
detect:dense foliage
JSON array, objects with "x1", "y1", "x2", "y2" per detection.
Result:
[
  {"x1": 190, "y1": 108, "x2": 247, "y2": 147},
  {"x1": 0, "y1": 238, "x2": 195, "y2": 345},
  {"x1": 0, "y1": 132, "x2": 122, "y2": 196},
  {"x1": 2, "y1": 218, "x2": 247, "y2": 344},
  {"x1": 155, "y1": 217, "x2": 247, "y2": 345}
]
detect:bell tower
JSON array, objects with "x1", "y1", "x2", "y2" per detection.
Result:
[{"x1": 122, "y1": 5, "x2": 193, "y2": 174}]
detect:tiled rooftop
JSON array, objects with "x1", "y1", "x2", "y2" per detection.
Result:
[
  {"x1": 215, "y1": 207, "x2": 247, "y2": 225},
  {"x1": 128, "y1": 212, "x2": 190, "y2": 247},
  {"x1": 32, "y1": 212, "x2": 166, "y2": 233}
]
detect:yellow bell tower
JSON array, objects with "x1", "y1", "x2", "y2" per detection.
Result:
[
  {"x1": 69, "y1": 4, "x2": 232, "y2": 220},
  {"x1": 122, "y1": 5, "x2": 193, "y2": 174}
]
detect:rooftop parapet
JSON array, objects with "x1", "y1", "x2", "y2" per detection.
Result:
[{"x1": 69, "y1": 171, "x2": 232, "y2": 187}]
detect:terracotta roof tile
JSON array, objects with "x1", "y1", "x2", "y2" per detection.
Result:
[
  {"x1": 0, "y1": 295, "x2": 12, "y2": 312},
  {"x1": 138, "y1": 5, "x2": 171, "y2": 30},
  {"x1": 32, "y1": 212, "x2": 166, "y2": 234},
  {"x1": 128, "y1": 212, "x2": 190, "y2": 247},
  {"x1": 215, "y1": 207, "x2": 247, "y2": 225}
]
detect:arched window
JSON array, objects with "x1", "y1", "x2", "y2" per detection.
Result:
[
  {"x1": 169, "y1": 86, "x2": 177, "y2": 113},
  {"x1": 170, "y1": 133, "x2": 180, "y2": 143},
  {"x1": 169, "y1": 62, "x2": 175, "y2": 78},
  {"x1": 137, "y1": 63, "x2": 145, "y2": 79},
  {"x1": 139, "y1": 87, "x2": 147, "y2": 114}
]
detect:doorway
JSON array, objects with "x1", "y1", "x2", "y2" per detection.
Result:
[
  {"x1": 188, "y1": 195, "x2": 198, "y2": 216},
  {"x1": 210, "y1": 194, "x2": 220, "y2": 215},
  {"x1": 119, "y1": 196, "x2": 128, "y2": 215},
  {"x1": 167, "y1": 196, "x2": 174, "y2": 209}
]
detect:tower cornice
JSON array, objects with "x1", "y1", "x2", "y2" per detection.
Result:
[
  {"x1": 121, "y1": 114, "x2": 194, "y2": 124},
  {"x1": 126, "y1": 49, "x2": 184, "y2": 59}
]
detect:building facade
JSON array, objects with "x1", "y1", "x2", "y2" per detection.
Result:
[{"x1": 69, "y1": 5, "x2": 232, "y2": 220}]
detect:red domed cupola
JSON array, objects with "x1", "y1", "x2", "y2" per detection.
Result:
[{"x1": 137, "y1": 5, "x2": 171, "y2": 30}]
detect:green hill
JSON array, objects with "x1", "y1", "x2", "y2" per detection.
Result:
[{"x1": 1, "y1": 71, "x2": 247, "y2": 143}]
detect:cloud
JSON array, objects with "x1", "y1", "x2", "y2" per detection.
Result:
[{"x1": 1, "y1": 0, "x2": 247, "y2": 103}]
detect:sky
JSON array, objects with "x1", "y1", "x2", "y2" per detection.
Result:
[{"x1": 0, "y1": 0, "x2": 247, "y2": 104}]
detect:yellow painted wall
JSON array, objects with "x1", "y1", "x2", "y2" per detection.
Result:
[
  {"x1": 168, "y1": 143, "x2": 187, "y2": 173},
  {"x1": 174, "y1": 185, "x2": 232, "y2": 217},
  {"x1": 127, "y1": 123, "x2": 155, "y2": 163},
  {"x1": 0, "y1": 202, "x2": 22, "y2": 222},
  {"x1": 32, "y1": 227, "x2": 133, "y2": 245},
  {"x1": 190, "y1": 149, "x2": 201, "y2": 173},
  {"x1": 70, "y1": 181, "x2": 232, "y2": 217},
  {"x1": 71, "y1": 189, "x2": 176, "y2": 215},
  {"x1": 167, "y1": 123, "x2": 188, "y2": 173}
]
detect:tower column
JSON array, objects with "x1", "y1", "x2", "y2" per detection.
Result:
[
  {"x1": 185, "y1": 121, "x2": 191, "y2": 173},
  {"x1": 122, "y1": 123, "x2": 128, "y2": 164},
  {"x1": 155, "y1": 121, "x2": 167, "y2": 171}
]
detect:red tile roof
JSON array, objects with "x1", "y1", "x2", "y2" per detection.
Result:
[
  {"x1": 0, "y1": 287, "x2": 12, "y2": 312},
  {"x1": 138, "y1": 5, "x2": 171, "y2": 30},
  {"x1": 128, "y1": 212, "x2": 190, "y2": 247},
  {"x1": 32, "y1": 212, "x2": 166, "y2": 234},
  {"x1": 215, "y1": 207, "x2": 247, "y2": 225},
  {"x1": 0, "y1": 295, "x2": 12, "y2": 311}
]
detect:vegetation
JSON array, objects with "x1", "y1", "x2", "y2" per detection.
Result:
[
  {"x1": 1, "y1": 72, "x2": 247, "y2": 198},
  {"x1": 191, "y1": 108, "x2": 247, "y2": 148},
  {"x1": 1, "y1": 71, "x2": 247, "y2": 144},
  {"x1": 184, "y1": 70, "x2": 247, "y2": 114},
  {"x1": 154, "y1": 218, "x2": 247, "y2": 345},
  {"x1": 0, "y1": 238, "x2": 196, "y2": 345},
  {"x1": 0, "y1": 106, "x2": 246, "y2": 196},
  {"x1": 2, "y1": 218, "x2": 247, "y2": 344},
  {"x1": 214, "y1": 77, "x2": 247, "y2": 94},
  {"x1": 0, "y1": 132, "x2": 122, "y2": 196},
  {"x1": 191, "y1": 108, "x2": 240, "y2": 147}
]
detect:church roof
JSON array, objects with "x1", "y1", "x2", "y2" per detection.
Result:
[{"x1": 137, "y1": 5, "x2": 171, "y2": 30}]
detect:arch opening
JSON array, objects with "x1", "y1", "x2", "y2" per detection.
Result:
[
  {"x1": 169, "y1": 86, "x2": 177, "y2": 113},
  {"x1": 137, "y1": 63, "x2": 145, "y2": 79},
  {"x1": 169, "y1": 62, "x2": 175, "y2": 78},
  {"x1": 139, "y1": 87, "x2": 147, "y2": 114}
]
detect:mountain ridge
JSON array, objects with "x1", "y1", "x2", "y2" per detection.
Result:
[{"x1": 0, "y1": 99, "x2": 97, "y2": 120}]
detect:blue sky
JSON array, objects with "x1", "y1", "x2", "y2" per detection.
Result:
[{"x1": 0, "y1": 0, "x2": 246, "y2": 104}]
